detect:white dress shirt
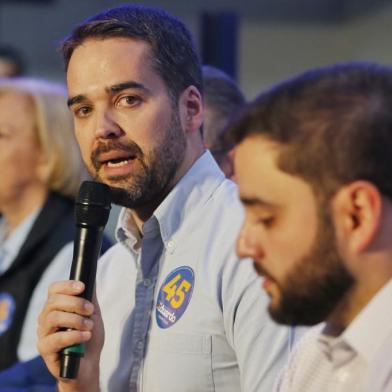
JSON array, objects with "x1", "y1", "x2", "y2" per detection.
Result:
[{"x1": 277, "y1": 278, "x2": 392, "y2": 392}]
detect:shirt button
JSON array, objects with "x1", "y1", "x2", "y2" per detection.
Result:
[
  {"x1": 137, "y1": 340, "x2": 144, "y2": 350},
  {"x1": 167, "y1": 240, "x2": 176, "y2": 254},
  {"x1": 144, "y1": 278, "x2": 151, "y2": 287}
]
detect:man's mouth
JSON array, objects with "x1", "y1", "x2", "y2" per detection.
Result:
[
  {"x1": 106, "y1": 158, "x2": 133, "y2": 168},
  {"x1": 95, "y1": 152, "x2": 137, "y2": 170},
  {"x1": 253, "y1": 260, "x2": 276, "y2": 281}
]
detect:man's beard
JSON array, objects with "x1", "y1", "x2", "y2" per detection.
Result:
[
  {"x1": 266, "y1": 203, "x2": 354, "y2": 326},
  {"x1": 89, "y1": 109, "x2": 186, "y2": 209}
]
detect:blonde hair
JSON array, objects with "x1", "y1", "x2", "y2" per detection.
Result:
[{"x1": 0, "y1": 77, "x2": 88, "y2": 198}]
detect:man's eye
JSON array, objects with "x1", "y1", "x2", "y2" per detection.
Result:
[
  {"x1": 257, "y1": 216, "x2": 275, "y2": 228},
  {"x1": 74, "y1": 106, "x2": 92, "y2": 118},
  {"x1": 118, "y1": 95, "x2": 141, "y2": 107}
]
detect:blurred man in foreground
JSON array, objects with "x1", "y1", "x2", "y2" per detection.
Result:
[{"x1": 229, "y1": 62, "x2": 392, "y2": 391}]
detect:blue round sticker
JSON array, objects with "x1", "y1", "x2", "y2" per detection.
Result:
[
  {"x1": 156, "y1": 266, "x2": 195, "y2": 329},
  {"x1": 0, "y1": 293, "x2": 16, "y2": 336}
]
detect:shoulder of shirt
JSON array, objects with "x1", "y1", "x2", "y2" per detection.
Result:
[
  {"x1": 204, "y1": 179, "x2": 243, "y2": 222},
  {"x1": 98, "y1": 241, "x2": 126, "y2": 261}
]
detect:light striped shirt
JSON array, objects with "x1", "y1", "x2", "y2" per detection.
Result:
[{"x1": 277, "y1": 279, "x2": 392, "y2": 392}]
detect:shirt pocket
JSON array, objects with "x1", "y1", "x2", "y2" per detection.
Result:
[{"x1": 142, "y1": 332, "x2": 214, "y2": 392}]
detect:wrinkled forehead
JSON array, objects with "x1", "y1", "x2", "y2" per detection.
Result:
[{"x1": 66, "y1": 38, "x2": 164, "y2": 99}]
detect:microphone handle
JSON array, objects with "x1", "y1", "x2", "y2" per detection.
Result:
[{"x1": 59, "y1": 226, "x2": 104, "y2": 379}]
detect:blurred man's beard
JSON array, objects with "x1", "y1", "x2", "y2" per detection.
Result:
[
  {"x1": 268, "y1": 204, "x2": 354, "y2": 326},
  {"x1": 90, "y1": 110, "x2": 186, "y2": 209}
]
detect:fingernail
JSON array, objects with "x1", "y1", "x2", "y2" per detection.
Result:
[
  {"x1": 84, "y1": 318, "x2": 94, "y2": 329},
  {"x1": 72, "y1": 281, "x2": 83, "y2": 290},
  {"x1": 81, "y1": 331, "x2": 91, "y2": 340},
  {"x1": 84, "y1": 302, "x2": 94, "y2": 312}
]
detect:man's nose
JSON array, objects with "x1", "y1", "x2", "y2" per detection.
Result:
[
  {"x1": 94, "y1": 110, "x2": 124, "y2": 140},
  {"x1": 236, "y1": 223, "x2": 263, "y2": 260}
]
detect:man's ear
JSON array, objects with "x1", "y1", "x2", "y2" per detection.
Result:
[
  {"x1": 178, "y1": 85, "x2": 203, "y2": 134},
  {"x1": 332, "y1": 181, "x2": 382, "y2": 255}
]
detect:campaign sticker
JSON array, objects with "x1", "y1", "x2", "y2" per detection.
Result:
[
  {"x1": 0, "y1": 293, "x2": 16, "y2": 336},
  {"x1": 156, "y1": 266, "x2": 195, "y2": 329}
]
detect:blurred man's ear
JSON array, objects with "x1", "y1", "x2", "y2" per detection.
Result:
[
  {"x1": 178, "y1": 85, "x2": 203, "y2": 135},
  {"x1": 332, "y1": 181, "x2": 382, "y2": 256}
]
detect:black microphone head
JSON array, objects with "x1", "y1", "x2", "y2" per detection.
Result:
[{"x1": 75, "y1": 181, "x2": 111, "y2": 228}]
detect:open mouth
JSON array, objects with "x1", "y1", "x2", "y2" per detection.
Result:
[
  {"x1": 96, "y1": 152, "x2": 137, "y2": 170},
  {"x1": 106, "y1": 157, "x2": 133, "y2": 168}
]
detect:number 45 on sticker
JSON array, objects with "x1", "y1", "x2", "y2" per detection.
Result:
[{"x1": 163, "y1": 273, "x2": 192, "y2": 309}]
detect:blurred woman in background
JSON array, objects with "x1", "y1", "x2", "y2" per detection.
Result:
[{"x1": 0, "y1": 77, "x2": 87, "y2": 370}]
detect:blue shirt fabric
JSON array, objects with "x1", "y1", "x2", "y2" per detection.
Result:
[
  {"x1": 0, "y1": 356, "x2": 55, "y2": 391},
  {"x1": 0, "y1": 208, "x2": 64, "y2": 390},
  {"x1": 97, "y1": 151, "x2": 291, "y2": 391},
  {"x1": 0, "y1": 211, "x2": 74, "y2": 361}
]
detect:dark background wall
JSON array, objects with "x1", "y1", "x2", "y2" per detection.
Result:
[
  {"x1": 1, "y1": 0, "x2": 391, "y2": 237},
  {"x1": 0, "y1": 0, "x2": 391, "y2": 97}
]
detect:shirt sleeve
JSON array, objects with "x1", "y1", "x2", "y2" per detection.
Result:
[{"x1": 17, "y1": 242, "x2": 74, "y2": 361}]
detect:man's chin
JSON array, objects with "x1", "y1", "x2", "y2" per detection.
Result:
[
  {"x1": 106, "y1": 184, "x2": 138, "y2": 208},
  {"x1": 267, "y1": 304, "x2": 304, "y2": 326},
  {"x1": 96, "y1": 173, "x2": 132, "y2": 186},
  {"x1": 267, "y1": 297, "x2": 328, "y2": 326}
]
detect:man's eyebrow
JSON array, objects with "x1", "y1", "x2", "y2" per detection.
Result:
[
  {"x1": 109, "y1": 81, "x2": 150, "y2": 94},
  {"x1": 240, "y1": 196, "x2": 276, "y2": 208},
  {"x1": 67, "y1": 81, "x2": 151, "y2": 108},
  {"x1": 67, "y1": 95, "x2": 85, "y2": 108}
]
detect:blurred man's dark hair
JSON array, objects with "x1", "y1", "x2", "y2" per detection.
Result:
[
  {"x1": 0, "y1": 45, "x2": 25, "y2": 77},
  {"x1": 228, "y1": 61, "x2": 392, "y2": 201},
  {"x1": 203, "y1": 65, "x2": 245, "y2": 177}
]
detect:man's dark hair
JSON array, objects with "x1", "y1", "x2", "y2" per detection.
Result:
[
  {"x1": 61, "y1": 5, "x2": 202, "y2": 104},
  {"x1": 228, "y1": 62, "x2": 392, "y2": 201},
  {"x1": 203, "y1": 65, "x2": 245, "y2": 151}
]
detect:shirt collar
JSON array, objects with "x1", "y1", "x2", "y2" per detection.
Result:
[
  {"x1": 115, "y1": 150, "x2": 226, "y2": 251},
  {"x1": 341, "y1": 278, "x2": 392, "y2": 363},
  {"x1": 115, "y1": 208, "x2": 142, "y2": 253},
  {"x1": 318, "y1": 278, "x2": 392, "y2": 365},
  {"x1": 153, "y1": 150, "x2": 225, "y2": 245}
]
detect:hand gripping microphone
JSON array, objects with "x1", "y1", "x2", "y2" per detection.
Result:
[{"x1": 60, "y1": 181, "x2": 111, "y2": 379}]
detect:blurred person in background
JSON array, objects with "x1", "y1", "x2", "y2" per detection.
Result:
[
  {"x1": 202, "y1": 65, "x2": 245, "y2": 178},
  {"x1": 0, "y1": 45, "x2": 25, "y2": 77},
  {"x1": 0, "y1": 77, "x2": 102, "y2": 371}
]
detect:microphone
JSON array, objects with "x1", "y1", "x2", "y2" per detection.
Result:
[{"x1": 59, "y1": 181, "x2": 111, "y2": 379}]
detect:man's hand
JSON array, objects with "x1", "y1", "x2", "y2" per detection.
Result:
[{"x1": 37, "y1": 281, "x2": 104, "y2": 392}]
